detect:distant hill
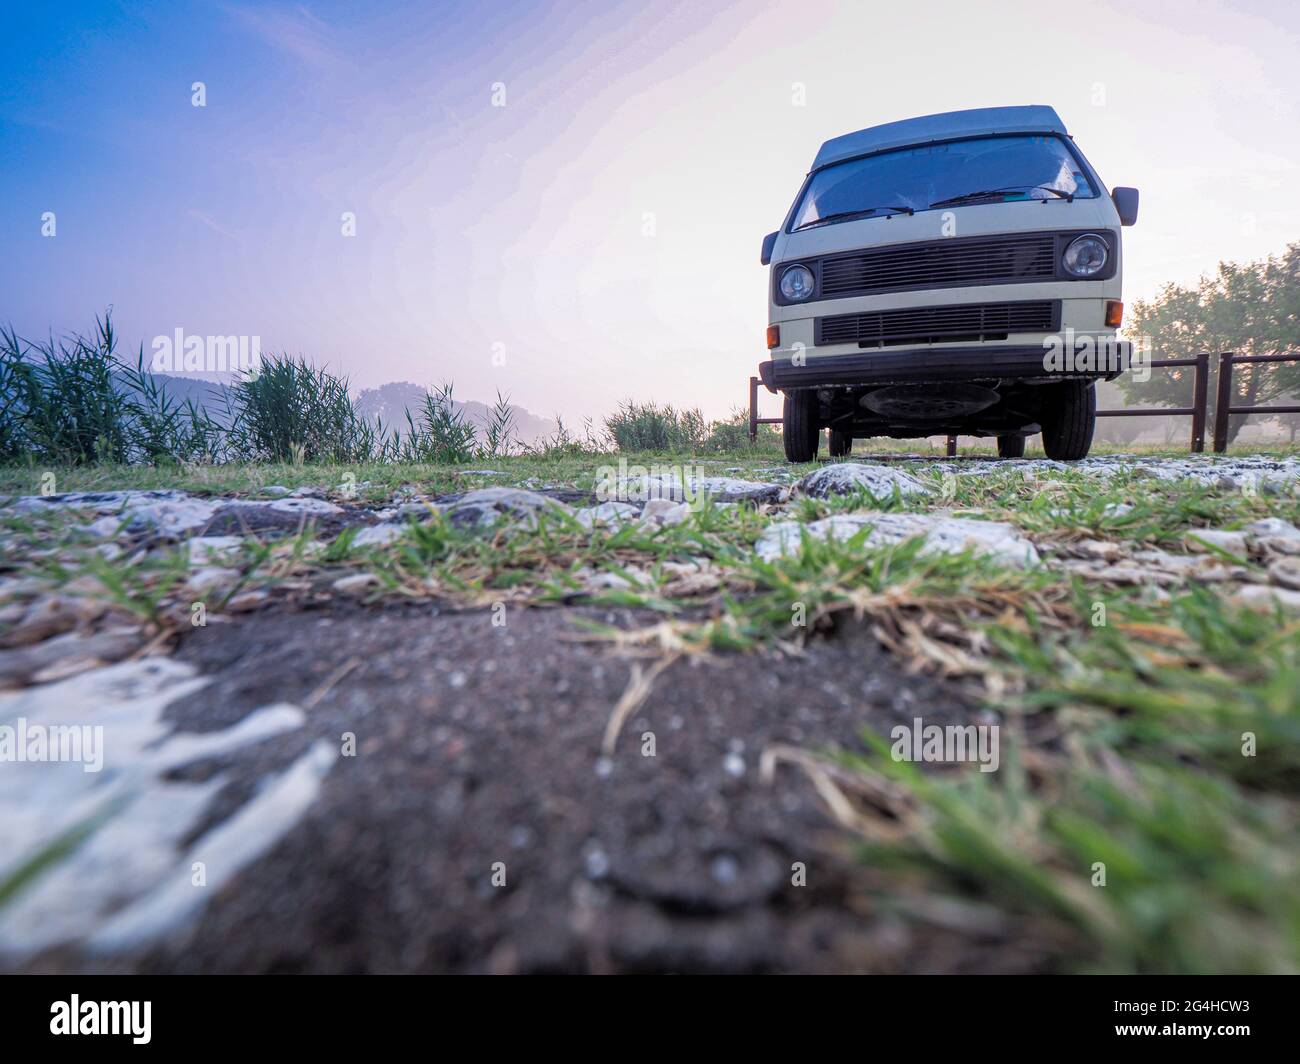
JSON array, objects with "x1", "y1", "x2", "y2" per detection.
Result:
[
  {"x1": 354, "y1": 382, "x2": 559, "y2": 446},
  {"x1": 124, "y1": 374, "x2": 559, "y2": 447},
  {"x1": 142, "y1": 374, "x2": 229, "y2": 416}
]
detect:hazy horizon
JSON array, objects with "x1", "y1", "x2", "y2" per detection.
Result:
[{"x1": 4, "y1": 0, "x2": 1300, "y2": 424}]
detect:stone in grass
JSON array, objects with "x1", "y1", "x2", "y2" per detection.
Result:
[
  {"x1": 640, "y1": 499, "x2": 691, "y2": 527},
  {"x1": 95, "y1": 497, "x2": 221, "y2": 538},
  {"x1": 1231, "y1": 583, "x2": 1300, "y2": 613},
  {"x1": 614, "y1": 472, "x2": 782, "y2": 504},
  {"x1": 259, "y1": 497, "x2": 343, "y2": 517},
  {"x1": 438, "y1": 487, "x2": 572, "y2": 530},
  {"x1": 350, "y1": 524, "x2": 407, "y2": 548},
  {"x1": 1184, "y1": 529, "x2": 1250, "y2": 557},
  {"x1": 756, "y1": 511, "x2": 1039, "y2": 568},
  {"x1": 331, "y1": 573, "x2": 378, "y2": 593},
  {"x1": 9, "y1": 489, "x2": 188, "y2": 516},
  {"x1": 797, "y1": 463, "x2": 931, "y2": 500},
  {"x1": 1244, "y1": 518, "x2": 1300, "y2": 555},
  {"x1": 187, "y1": 567, "x2": 241, "y2": 595},
  {"x1": 574, "y1": 502, "x2": 640, "y2": 530},
  {"x1": 187, "y1": 536, "x2": 245, "y2": 566},
  {"x1": 1269, "y1": 557, "x2": 1300, "y2": 592}
]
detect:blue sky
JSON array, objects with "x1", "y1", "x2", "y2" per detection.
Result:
[{"x1": 4, "y1": 1, "x2": 1300, "y2": 421}]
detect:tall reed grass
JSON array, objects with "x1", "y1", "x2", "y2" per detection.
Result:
[{"x1": 1, "y1": 314, "x2": 766, "y2": 466}]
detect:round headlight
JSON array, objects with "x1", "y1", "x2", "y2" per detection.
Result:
[
  {"x1": 1062, "y1": 234, "x2": 1108, "y2": 277},
  {"x1": 779, "y1": 264, "x2": 815, "y2": 301}
]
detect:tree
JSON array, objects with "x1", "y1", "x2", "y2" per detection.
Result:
[
  {"x1": 1120, "y1": 242, "x2": 1300, "y2": 445},
  {"x1": 1278, "y1": 407, "x2": 1300, "y2": 443}
]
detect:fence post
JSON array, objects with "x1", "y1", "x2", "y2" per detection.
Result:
[
  {"x1": 1190, "y1": 351, "x2": 1209, "y2": 453},
  {"x1": 1212, "y1": 352, "x2": 1235, "y2": 453},
  {"x1": 946, "y1": 435, "x2": 957, "y2": 457},
  {"x1": 748, "y1": 376, "x2": 759, "y2": 442}
]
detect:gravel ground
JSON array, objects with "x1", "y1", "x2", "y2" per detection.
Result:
[
  {"x1": 4, "y1": 452, "x2": 1297, "y2": 973},
  {"x1": 13, "y1": 600, "x2": 1026, "y2": 974}
]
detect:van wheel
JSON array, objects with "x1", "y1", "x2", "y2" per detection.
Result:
[
  {"x1": 996, "y1": 434, "x2": 1026, "y2": 459},
  {"x1": 783, "y1": 391, "x2": 820, "y2": 462},
  {"x1": 1041, "y1": 381, "x2": 1096, "y2": 461},
  {"x1": 829, "y1": 428, "x2": 853, "y2": 457}
]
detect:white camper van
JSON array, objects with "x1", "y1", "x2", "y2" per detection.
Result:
[{"x1": 759, "y1": 106, "x2": 1138, "y2": 462}]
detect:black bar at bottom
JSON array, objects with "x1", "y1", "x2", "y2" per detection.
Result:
[{"x1": 0, "y1": 974, "x2": 1285, "y2": 1051}]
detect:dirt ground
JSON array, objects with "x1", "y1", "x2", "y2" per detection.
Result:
[{"x1": 24, "y1": 599, "x2": 1045, "y2": 974}]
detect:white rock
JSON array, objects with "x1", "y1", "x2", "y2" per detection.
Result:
[
  {"x1": 574, "y1": 502, "x2": 639, "y2": 530},
  {"x1": 797, "y1": 463, "x2": 931, "y2": 500},
  {"x1": 640, "y1": 499, "x2": 691, "y2": 526},
  {"x1": 121, "y1": 498, "x2": 221, "y2": 537},
  {"x1": 756, "y1": 511, "x2": 1039, "y2": 567},
  {"x1": 1131, "y1": 549, "x2": 1241, "y2": 583},
  {"x1": 9, "y1": 489, "x2": 187, "y2": 516},
  {"x1": 187, "y1": 567, "x2": 241, "y2": 594},
  {"x1": 1074, "y1": 539, "x2": 1123, "y2": 561},
  {"x1": 1268, "y1": 557, "x2": 1300, "y2": 591},
  {"x1": 1244, "y1": 517, "x2": 1300, "y2": 538},
  {"x1": 580, "y1": 569, "x2": 637, "y2": 590},
  {"x1": 187, "y1": 536, "x2": 244, "y2": 566},
  {"x1": 1244, "y1": 518, "x2": 1300, "y2": 555},
  {"x1": 1184, "y1": 529, "x2": 1249, "y2": 557},
  {"x1": 613, "y1": 473, "x2": 780, "y2": 503},
  {"x1": 263, "y1": 497, "x2": 343, "y2": 516},
  {"x1": 31, "y1": 492, "x2": 221, "y2": 539},
  {"x1": 438, "y1": 487, "x2": 571, "y2": 529},
  {"x1": 0, "y1": 659, "x2": 325, "y2": 960},
  {"x1": 1231, "y1": 584, "x2": 1300, "y2": 613},
  {"x1": 331, "y1": 573, "x2": 378, "y2": 593},
  {"x1": 88, "y1": 741, "x2": 335, "y2": 954},
  {"x1": 351, "y1": 524, "x2": 406, "y2": 548}
]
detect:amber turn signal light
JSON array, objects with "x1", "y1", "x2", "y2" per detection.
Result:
[
  {"x1": 766, "y1": 324, "x2": 781, "y2": 349},
  {"x1": 1105, "y1": 300, "x2": 1124, "y2": 328}
]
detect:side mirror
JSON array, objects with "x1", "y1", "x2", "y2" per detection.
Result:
[
  {"x1": 1112, "y1": 187, "x2": 1139, "y2": 226},
  {"x1": 760, "y1": 231, "x2": 778, "y2": 265}
]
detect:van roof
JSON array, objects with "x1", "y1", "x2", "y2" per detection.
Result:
[{"x1": 811, "y1": 105, "x2": 1068, "y2": 171}]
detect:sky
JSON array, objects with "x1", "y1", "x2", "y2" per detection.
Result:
[{"x1": 3, "y1": 0, "x2": 1300, "y2": 424}]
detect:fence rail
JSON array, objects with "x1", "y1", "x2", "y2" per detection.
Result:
[
  {"x1": 747, "y1": 376, "x2": 782, "y2": 440},
  {"x1": 1212, "y1": 351, "x2": 1300, "y2": 452},
  {"x1": 1098, "y1": 352, "x2": 1210, "y2": 453}
]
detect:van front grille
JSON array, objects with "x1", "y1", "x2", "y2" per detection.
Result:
[
  {"x1": 815, "y1": 300, "x2": 1060, "y2": 348},
  {"x1": 817, "y1": 233, "x2": 1059, "y2": 298}
]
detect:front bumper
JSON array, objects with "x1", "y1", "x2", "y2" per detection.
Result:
[{"x1": 759, "y1": 341, "x2": 1129, "y2": 392}]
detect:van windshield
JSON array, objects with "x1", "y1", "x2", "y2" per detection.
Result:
[{"x1": 790, "y1": 134, "x2": 1098, "y2": 231}]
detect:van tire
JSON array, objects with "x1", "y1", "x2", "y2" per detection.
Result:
[
  {"x1": 829, "y1": 428, "x2": 853, "y2": 457},
  {"x1": 996, "y1": 434, "x2": 1026, "y2": 459},
  {"x1": 1041, "y1": 381, "x2": 1096, "y2": 461},
  {"x1": 783, "y1": 391, "x2": 820, "y2": 462}
]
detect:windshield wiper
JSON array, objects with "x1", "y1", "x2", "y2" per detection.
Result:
[
  {"x1": 793, "y1": 205, "x2": 915, "y2": 231},
  {"x1": 929, "y1": 185, "x2": 1074, "y2": 209}
]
